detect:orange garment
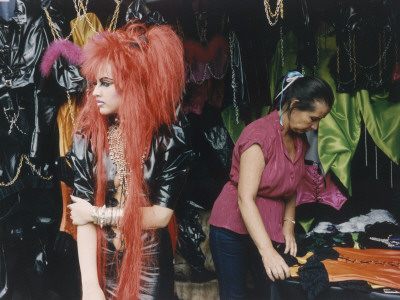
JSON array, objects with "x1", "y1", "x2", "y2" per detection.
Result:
[
  {"x1": 322, "y1": 247, "x2": 400, "y2": 289},
  {"x1": 57, "y1": 14, "x2": 103, "y2": 238}
]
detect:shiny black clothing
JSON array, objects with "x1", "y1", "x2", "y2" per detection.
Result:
[
  {"x1": 66, "y1": 113, "x2": 191, "y2": 299},
  {"x1": 0, "y1": 1, "x2": 84, "y2": 298}
]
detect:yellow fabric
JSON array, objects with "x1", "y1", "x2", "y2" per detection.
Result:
[
  {"x1": 70, "y1": 12, "x2": 104, "y2": 47},
  {"x1": 57, "y1": 13, "x2": 104, "y2": 236}
]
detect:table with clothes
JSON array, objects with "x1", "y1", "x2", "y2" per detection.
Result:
[{"x1": 270, "y1": 210, "x2": 400, "y2": 300}]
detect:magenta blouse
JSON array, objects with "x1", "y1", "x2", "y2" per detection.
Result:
[{"x1": 209, "y1": 111, "x2": 309, "y2": 243}]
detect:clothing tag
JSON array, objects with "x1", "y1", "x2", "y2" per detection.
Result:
[{"x1": 0, "y1": 0, "x2": 10, "y2": 2}]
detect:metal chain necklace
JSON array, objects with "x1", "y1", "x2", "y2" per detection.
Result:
[
  {"x1": 263, "y1": 0, "x2": 283, "y2": 26},
  {"x1": 108, "y1": 124, "x2": 129, "y2": 195},
  {"x1": 107, "y1": 124, "x2": 147, "y2": 196}
]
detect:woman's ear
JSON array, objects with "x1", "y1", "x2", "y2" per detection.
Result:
[{"x1": 289, "y1": 99, "x2": 300, "y2": 109}]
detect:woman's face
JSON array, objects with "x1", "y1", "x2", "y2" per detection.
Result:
[
  {"x1": 288, "y1": 100, "x2": 330, "y2": 134},
  {"x1": 92, "y1": 64, "x2": 122, "y2": 115}
]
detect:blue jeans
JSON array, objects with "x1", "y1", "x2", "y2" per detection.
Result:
[{"x1": 210, "y1": 225, "x2": 273, "y2": 300}]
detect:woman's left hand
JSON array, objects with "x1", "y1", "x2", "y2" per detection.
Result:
[
  {"x1": 68, "y1": 195, "x2": 94, "y2": 226},
  {"x1": 282, "y1": 221, "x2": 297, "y2": 257}
]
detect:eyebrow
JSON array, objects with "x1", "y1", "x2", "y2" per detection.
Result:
[{"x1": 99, "y1": 77, "x2": 114, "y2": 82}]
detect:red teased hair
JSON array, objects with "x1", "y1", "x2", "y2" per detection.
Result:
[{"x1": 77, "y1": 21, "x2": 185, "y2": 299}]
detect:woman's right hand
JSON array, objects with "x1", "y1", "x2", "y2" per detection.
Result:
[
  {"x1": 260, "y1": 247, "x2": 290, "y2": 281},
  {"x1": 68, "y1": 195, "x2": 94, "y2": 226},
  {"x1": 82, "y1": 282, "x2": 106, "y2": 300}
]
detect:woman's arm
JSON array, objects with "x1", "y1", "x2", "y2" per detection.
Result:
[
  {"x1": 69, "y1": 195, "x2": 173, "y2": 229},
  {"x1": 282, "y1": 192, "x2": 297, "y2": 256},
  {"x1": 77, "y1": 224, "x2": 105, "y2": 300},
  {"x1": 141, "y1": 205, "x2": 173, "y2": 229},
  {"x1": 238, "y1": 144, "x2": 290, "y2": 282}
]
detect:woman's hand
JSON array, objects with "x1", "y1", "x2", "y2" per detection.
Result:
[
  {"x1": 260, "y1": 247, "x2": 290, "y2": 281},
  {"x1": 68, "y1": 195, "x2": 94, "y2": 226},
  {"x1": 282, "y1": 220, "x2": 297, "y2": 257},
  {"x1": 82, "y1": 282, "x2": 106, "y2": 300}
]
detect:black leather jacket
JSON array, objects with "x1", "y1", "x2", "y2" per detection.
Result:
[
  {"x1": 0, "y1": 0, "x2": 84, "y2": 200},
  {"x1": 66, "y1": 111, "x2": 192, "y2": 213}
]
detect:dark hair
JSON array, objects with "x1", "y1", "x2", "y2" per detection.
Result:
[{"x1": 273, "y1": 76, "x2": 334, "y2": 114}]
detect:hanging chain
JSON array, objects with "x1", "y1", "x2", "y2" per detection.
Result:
[
  {"x1": 24, "y1": 155, "x2": 54, "y2": 180},
  {"x1": 378, "y1": 32, "x2": 383, "y2": 86},
  {"x1": 348, "y1": 29, "x2": 352, "y2": 73},
  {"x1": 109, "y1": 1, "x2": 121, "y2": 32},
  {"x1": 264, "y1": 0, "x2": 283, "y2": 26},
  {"x1": 195, "y1": 12, "x2": 208, "y2": 43},
  {"x1": 337, "y1": 46, "x2": 340, "y2": 75},
  {"x1": 375, "y1": 145, "x2": 378, "y2": 180},
  {"x1": 343, "y1": 32, "x2": 392, "y2": 70},
  {"x1": 364, "y1": 124, "x2": 368, "y2": 166},
  {"x1": 73, "y1": 0, "x2": 89, "y2": 19},
  {"x1": 3, "y1": 107, "x2": 27, "y2": 135},
  {"x1": 67, "y1": 92, "x2": 76, "y2": 127},
  {"x1": 280, "y1": 25, "x2": 284, "y2": 67},
  {"x1": 0, "y1": 154, "x2": 54, "y2": 186},
  {"x1": 43, "y1": 6, "x2": 81, "y2": 41},
  {"x1": 229, "y1": 31, "x2": 240, "y2": 124},
  {"x1": 0, "y1": 155, "x2": 24, "y2": 186},
  {"x1": 390, "y1": 161, "x2": 393, "y2": 189},
  {"x1": 353, "y1": 34, "x2": 357, "y2": 85}
]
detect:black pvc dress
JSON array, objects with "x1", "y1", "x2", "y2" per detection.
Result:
[{"x1": 66, "y1": 114, "x2": 191, "y2": 299}]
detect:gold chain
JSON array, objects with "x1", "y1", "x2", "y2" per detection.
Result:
[
  {"x1": 43, "y1": 7, "x2": 81, "y2": 41},
  {"x1": 77, "y1": 0, "x2": 99, "y2": 34},
  {"x1": 109, "y1": 1, "x2": 122, "y2": 32},
  {"x1": 0, "y1": 155, "x2": 53, "y2": 186},
  {"x1": 0, "y1": 155, "x2": 24, "y2": 186},
  {"x1": 24, "y1": 155, "x2": 54, "y2": 180},
  {"x1": 67, "y1": 92, "x2": 76, "y2": 127},
  {"x1": 265, "y1": 0, "x2": 280, "y2": 18}
]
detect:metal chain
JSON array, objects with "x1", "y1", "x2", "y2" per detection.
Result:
[
  {"x1": 280, "y1": 25, "x2": 284, "y2": 67},
  {"x1": 390, "y1": 161, "x2": 393, "y2": 189},
  {"x1": 0, "y1": 155, "x2": 24, "y2": 186},
  {"x1": 0, "y1": 154, "x2": 53, "y2": 186},
  {"x1": 229, "y1": 31, "x2": 240, "y2": 124},
  {"x1": 3, "y1": 107, "x2": 27, "y2": 135},
  {"x1": 342, "y1": 33, "x2": 392, "y2": 70},
  {"x1": 43, "y1": 7, "x2": 81, "y2": 41},
  {"x1": 364, "y1": 124, "x2": 368, "y2": 166},
  {"x1": 207, "y1": 62, "x2": 229, "y2": 80},
  {"x1": 24, "y1": 155, "x2": 54, "y2": 180},
  {"x1": 67, "y1": 92, "x2": 76, "y2": 127},
  {"x1": 109, "y1": 1, "x2": 121, "y2": 32},
  {"x1": 263, "y1": 0, "x2": 282, "y2": 26}
]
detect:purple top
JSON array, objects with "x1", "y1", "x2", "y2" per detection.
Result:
[{"x1": 209, "y1": 111, "x2": 308, "y2": 243}]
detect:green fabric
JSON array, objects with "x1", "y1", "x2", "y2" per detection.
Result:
[
  {"x1": 299, "y1": 217, "x2": 315, "y2": 233},
  {"x1": 351, "y1": 232, "x2": 360, "y2": 249},
  {"x1": 359, "y1": 91, "x2": 400, "y2": 164},
  {"x1": 268, "y1": 30, "x2": 400, "y2": 195},
  {"x1": 221, "y1": 105, "x2": 246, "y2": 143},
  {"x1": 221, "y1": 105, "x2": 270, "y2": 143}
]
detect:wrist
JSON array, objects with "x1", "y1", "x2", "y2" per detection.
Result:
[{"x1": 283, "y1": 218, "x2": 295, "y2": 225}]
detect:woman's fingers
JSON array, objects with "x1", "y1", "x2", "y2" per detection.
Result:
[
  {"x1": 70, "y1": 195, "x2": 85, "y2": 203},
  {"x1": 266, "y1": 268, "x2": 275, "y2": 281}
]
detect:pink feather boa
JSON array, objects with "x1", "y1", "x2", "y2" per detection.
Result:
[{"x1": 40, "y1": 39, "x2": 83, "y2": 77}]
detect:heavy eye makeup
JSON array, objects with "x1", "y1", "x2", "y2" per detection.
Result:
[{"x1": 92, "y1": 77, "x2": 114, "y2": 87}]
